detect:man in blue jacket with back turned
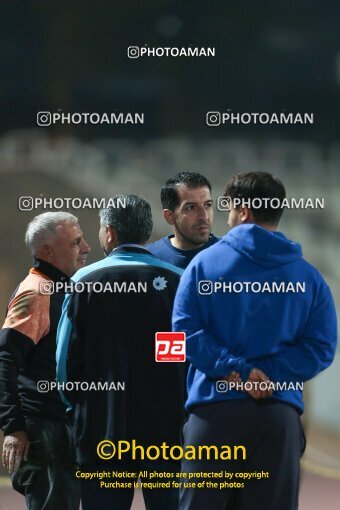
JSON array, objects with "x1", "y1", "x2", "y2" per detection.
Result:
[{"x1": 173, "y1": 171, "x2": 337, "y2": 510}]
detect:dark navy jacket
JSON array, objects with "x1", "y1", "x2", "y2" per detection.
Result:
[
  {"x1": 146, "y1": 234, "x2": 219, "y2": 269},
  {"x1": 57, "y1": 246, "x2": 185, "y2": 464}
]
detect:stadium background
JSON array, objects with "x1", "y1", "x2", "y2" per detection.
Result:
[{"x1": 0, "y1": 1, "x2": 339, "y2": 508}]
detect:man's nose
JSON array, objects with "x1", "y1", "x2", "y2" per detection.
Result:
[
  {"x1": 82, "y1": 239, "x2": 91, "y2": 253},
  {"x1": 197, "y1": 205, "x2": 209, "y2": 220}
]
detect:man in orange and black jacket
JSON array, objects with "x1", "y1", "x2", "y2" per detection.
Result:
[{"x1": 0, "y1": 211, "x2": 90, "y2": 510}]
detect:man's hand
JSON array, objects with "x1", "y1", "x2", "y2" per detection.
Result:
[
  {"x1": 2, "y1": 431, "x2": 29, "y2": 474},
  {"x1": 245, "y1": 368, "x2": 273, "y2": 400},
  {"x1": 223, "y1": 369, "x2": 272, "y2": 399},
  {"x1": 224, "y1": 371, "x2": 242, "y2": 384}
]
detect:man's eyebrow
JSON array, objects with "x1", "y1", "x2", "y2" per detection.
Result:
[
  {"x1": 72, "y1": 235, "x2": 82, "y2": 243},
  {"x1": 182, "y1": 199, "x2": 213, "y2": 206}
]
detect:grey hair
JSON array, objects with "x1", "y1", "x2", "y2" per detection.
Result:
[
  {"x1": 25, "y1": 212, "x2": 78, "y2": 255},
  {"x1": 99, "y1": 195, "x2": 153, "y2": 245}
]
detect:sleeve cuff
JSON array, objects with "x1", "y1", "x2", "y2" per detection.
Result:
[
  {"x1": 2, "y1": 418, "x2": 26, "y2": 436},
  {"x1": 239, "y1": 362, "x2": 253, "y2": 381}
]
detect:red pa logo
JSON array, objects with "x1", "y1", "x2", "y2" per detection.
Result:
[{"x1": 155, "y1": 332, "x2": 186, "y2": 362}]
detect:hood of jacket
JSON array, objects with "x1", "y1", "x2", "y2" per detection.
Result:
[{"x1": 223, "y1": 224, "x2": 302, "y2": 268}]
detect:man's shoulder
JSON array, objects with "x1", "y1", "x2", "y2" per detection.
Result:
[
  {"x1": 297, "y1": 257, "x2": 329, "y2": 287},
  {"x1": 18, "y1": 270, "x2": 50, "y2": 292},
  {"x1": 146, "y1": 237, "x2": 169, "y2": 253},
  {"x1": 71, "y1": 255, "x2": 126, "y2": 282},
  {"x1": 72, "y1": 250, "x2": 183, "y2": 282},
  {"x1": 181, "y1": 238, "x2": 231, "y2": 275},
  {"x1": 9, "y1": 271, "x2": 51, "y2": 307},
  {"x1": 143, "y1": 253, "x2": 184, "y2": 276},
  {"x1": 146, "y1": 237, "x2": 191, "y2": 270},
  {"x1": 195, "y1": 237, "x2": 226, "y2": 259},
  {"x1": 72, "y1": 259, "x2": 105, "y2": 281},
  {"x1": 3, "y1": 273, "x2": 51, "y2": 342}
]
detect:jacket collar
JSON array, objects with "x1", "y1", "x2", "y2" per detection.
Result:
[
  {"x1": 31, "y1": 258, "x2": 70, "y2": 283},
  {"x1": 109, "y1": 244, "x2": 151, "y2": 256}
]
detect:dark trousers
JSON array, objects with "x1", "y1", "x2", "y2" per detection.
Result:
[
  {"x1": 12, "y1": 417, "x2": 80, "y2": 510},
  {"x1": 81, "y1": 460, "x2": 179, "y2": 510},
  {"x1": 180, "y1": 400, "x2": 306, "y2": 510}
]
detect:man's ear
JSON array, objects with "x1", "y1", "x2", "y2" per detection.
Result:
[
  {"x1": 163, "y1": 209, "x2": 175, "y2": 226},
  {"x1": 107, "y1": 226, "x2": 118, "y2": 244},
  {"x1": 239, "y1": 206, "x2": 255, "y2": 223},
  {"x1": 39, "y1": 244, "x2": 54, "y2": 263}
]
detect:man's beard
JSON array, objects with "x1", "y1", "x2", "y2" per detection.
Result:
[{"x1": 173, "y1": 220, "x2": 211, "y2": 248}]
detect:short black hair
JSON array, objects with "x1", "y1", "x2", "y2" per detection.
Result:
[
  {"x1": 224, "y1": 172, "x2": 286, "y2": 225},
  {"x1": 161, "y1": 172, "x2": 212, "y2": 211},
  {"x1": 99, "y1": 194, "x2": 153, "y2": 244}
]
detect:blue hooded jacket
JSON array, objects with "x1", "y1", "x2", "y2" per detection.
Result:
[{"x1": 172, "y1": 224, "x2": 337, "y2": 413}]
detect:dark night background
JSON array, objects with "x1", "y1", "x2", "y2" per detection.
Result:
[{"x1": 0, "y1": 1, "x2": 339, "y2": 142}]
